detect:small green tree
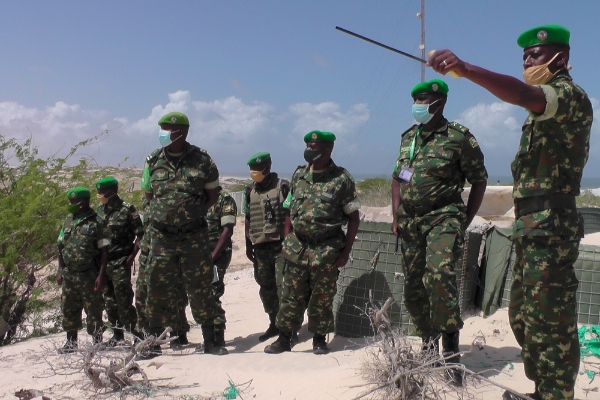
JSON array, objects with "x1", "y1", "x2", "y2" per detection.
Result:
[{"x1": 0, "y1": 133, "x2": 111, "y2": 345}]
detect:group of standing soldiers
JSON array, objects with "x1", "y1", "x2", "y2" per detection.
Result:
[{"x1": 56, "y1": 22, "x2": 591, "y2": 400}]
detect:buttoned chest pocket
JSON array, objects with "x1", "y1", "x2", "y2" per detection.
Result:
[
  {"x1": 108, "y1": 215, "x2": 128, "y2": 239},
  {"x1": 78, "y1": 224, "x2": 97, "y2": 237},
  {"x1": 151, "y1": 167, "x2": 171, "y2": 195},
  {"x1": 426, "y1": 149, "x2": 454, "y2": 178},
  {"x1": 179, "y1": 167, "x2": 206, "y2": 193},
  {"x1": 318, "y1": 185, "x2": 339, "y2": 214}
]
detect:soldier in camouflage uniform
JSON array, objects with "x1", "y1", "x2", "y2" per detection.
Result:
[
  {"x1": 94, "y1": 176, "x2": 143, "y2": 345},
  {"x1": 56, "y1": 187, "x2": 110, "y2": 353},
  {"x1": 264, "y1": 131, "x2": 360, "y2": 355},
  {"x1": 206, "y1": 187, "x2": 237, "y2": 323},
  {"x1": 429, "y1": 24, "x2": 592, "y2": 400},
  {"x1": 391, "y1": 79, "x2": 488, "y2": 386},
  {"x1": 139, "y1": 112, "x2": 227, "y2": 358},
  {"x1": 243, "y1": 152, "x2": 290, "y2": 342}
]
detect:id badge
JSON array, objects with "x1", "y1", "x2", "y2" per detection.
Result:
[{"x1": 399, "y1": 167, "x2": 414, "y2": 182}]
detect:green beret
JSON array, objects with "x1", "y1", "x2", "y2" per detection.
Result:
[
  {"x1": 517, "y1": 24, "x2": 570, "y2": 49},
  {"x1": 247, "y1": 152, "x2": 271, "y2": 166},
  {"x1": 303, "y1": 130, "x2": 336, "y2": 143},
  {"x1": 158, "y1": 112, "x2": 190, "y2": 126},
  {"x1": 411, "y1": 79, "x2": 449, "y2": 98},
  {"x1": 95, "y1": 176, "x2": 118, "y2": 190},
  {"x1": 66, "y1": 187, "x2": 90, "y2": 199}
]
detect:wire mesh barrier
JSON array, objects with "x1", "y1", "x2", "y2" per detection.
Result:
[
  {"x1": 579, "y1": 207, "x2": 600, "y2": 235},
  {"x1": 333, "y1": 221, "x2": 484, "y2": 337}
]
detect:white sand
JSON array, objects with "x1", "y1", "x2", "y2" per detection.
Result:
[{"x1": 2, "y1": 205, "x2": 600, "y2": 399}]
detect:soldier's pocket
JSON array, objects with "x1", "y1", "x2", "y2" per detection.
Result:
[{"x1": 425, "y1": 149, "x2": 454, "y2": 178}]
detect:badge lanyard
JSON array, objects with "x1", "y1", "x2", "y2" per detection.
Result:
[{"x1": 408, "y1": 127, "x2": 423, "y2": 165}]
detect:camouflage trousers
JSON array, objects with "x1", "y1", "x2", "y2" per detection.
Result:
[
  {"x1": 509, "y1": 235, "x2": 580, "y2": 400},
  {"x1": 210, "y1": 242, "x2": 233, "y2": 302},
  {"x1": 104, "y1": 257, "x2": 137, "y2": 332},
  {"x1": 61, "y1": 269, "x2": 105, "y2": 335},
  {"x1": 276, "y1": 258, "x2": 338, "y2": 335},
  {"x1": 146, "y1": 227, "x2": 225, "y2": 331},
  {"x1": 398, "y1": 215, "x2": 464, "y2": 339},
  {"x1": 253, "y1": 240, "x2": 283, "y2": 315}
]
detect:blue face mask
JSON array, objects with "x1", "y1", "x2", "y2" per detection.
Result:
[
  {"x1": 411, "y1": 99, "x2": 440, "y2": 124},
  {"x1": 158, "y1": 129, "x2": 180, "y2": 148}
]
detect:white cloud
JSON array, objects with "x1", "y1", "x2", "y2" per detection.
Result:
[
  {"x1": 455, "y1": 101, "x2": 522, "y2": 150},
  {"x1": 289, "y1": 102, "x2": 370, "y2": 141}
]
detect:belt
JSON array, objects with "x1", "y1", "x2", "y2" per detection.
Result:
[
  {"x1": 514, "y1": 193, "x2": 576, "y2": 218},
  {"x1": 253, "y1": 239, "x2": 283, "y2": 249},
  {"x1": 295, "y1": 229, "x2": 343, "y2": 246},
  {"x1": 402, "y1": 193, "x2": 463, "y2": 218},
  {"x1": 151, "y1": 219, "x2": 206, "y2": 235}
]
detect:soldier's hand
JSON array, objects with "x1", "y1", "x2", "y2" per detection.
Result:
[
  {"x1": 56, "y1": 273, "x2": 63, "y2": 286},
  {"x1": 94, "y1": 275, "x2": 106, "y2": 292},
  {"x1": 245, "y1": 247, "x2": 255, "y2": 263},
  {"x1": 333, "y1": 251, "x2": 350, "y2": 269},
  {"x1": 426, "y1": 49, "x2": 467, "y2": 78},
  {"x1": 392, "y1": 223, "x2": 398, "y2": 236}
]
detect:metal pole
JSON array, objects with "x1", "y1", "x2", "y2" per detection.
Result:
[{"x1": 421, "y1": 0, "x2": 426, "y2": 82}]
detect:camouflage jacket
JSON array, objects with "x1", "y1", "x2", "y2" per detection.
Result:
[
  {"x1": 140, "y1": 142, "x2": 220, "y2": 227},
  {"x1": 57, "y1": 209, "x2": 110, "y2": 274},
  {"x1": 392, "y1": 118, "x2": 487, "y2": 218},
  {"x1": 138, "y1": 197, "x2": 151, "y2": 254},
  {"x1": 206, "y1": 190, "x2": 237, "y2": 244},
  {"x1": 284, "y1": 161, "x2": 360, "y2": 236},
  {"x1": 96, "y1": 197, "x2": 144, "y2": 261},
  {"x1": 512, "y1": 73, "x2": 592, "y2": 239}
]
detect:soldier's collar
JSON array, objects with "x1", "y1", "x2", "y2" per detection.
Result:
[
  {"x1": 73, "y1": 209, "x2": 96, "y2": 224},
  {"x1": 104, "y1": 196, "x2": 123, "y2": 210},
  {"x1": 420, "y1": 118, "x2": 448, "y2": 138}
]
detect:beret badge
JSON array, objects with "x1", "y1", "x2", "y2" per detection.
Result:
[
  {"x1": 311, "y1": 133, "x2": 318, "y2": 140},
  {"x1": 171, "y1": 116, "x2": 177, "y2": 123},
  {"x1": 537, "y1": 30, "x2": 548, "y2": 41},
  {"x1": 432, "y1": 83, "x2": 439, "y2": 91}
]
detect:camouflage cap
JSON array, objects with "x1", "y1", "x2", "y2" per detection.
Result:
[
  {"x1": 66, "y1": 187, "x2": 91, "y2": 199},
  {"x1": 95, "y1": 176, "x2": 118, "y2": 190},
  {"x1": 158, "y1": 112, "x2": 190, "y2": 126},
  {"x1": 517, "y1": 24, "x2": 570, "y2": 49},
  {"x1": 411, "y1": 79, "x2": 449, "y2": 98},
  {"x1": 303, "y1": 130, "x2": 336, "y2": 143},
  {"x1": 247, "y1": 151, "x2": 271, "y2": 166}
]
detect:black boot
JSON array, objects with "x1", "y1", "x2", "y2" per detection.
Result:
[
  {"x1": 107, "y1": 328, "x2": 125, "y2": 347},
  {"x1": 291, "y1": 331, "x2": 299, "y2": 346},
  {"x1": 214, "y1": 326, "x2": 226, "y2": 347},
  {"x1": 199, "y1": 325, "x2": 228, "y2": 355},
  {"x1": 57, "y1": 331, "x2": 78, "y2": 354},
  {"x1": 264, "y1": 331, "x2": 292, "y2": 354},
  {"x1": 441, "y1": 331, "x2": 463, "y2": 386},
  {"x1": 312, "y1": 334, "x2": 330, "y2": 355},
  {"x1": 258, "y1": 312, "x2": 280, "y2": 342},
  {"x1": 135, "y1": 328, "x2": 163, "y2": 360}
]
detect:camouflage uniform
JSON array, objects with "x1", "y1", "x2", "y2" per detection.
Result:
[
  {"x1": 206, "y1": 190, "x2": 237, "y2": 308},
  {"x1": 243, "y1": 173, "x2": 289, "y2": 314},
  {"x1": 140, "y1": 143, "x2": 225, "y2": 332},
  {"x1": 97, "y1": 198, "x2": 143, "y2": 332},
  {"x1": 509, "y1": 73, "x2": 592, "y2": 400},
  {"x1": 135, "y1": 199, "x2": 151, "y2": 332},
  {"x1": 278, "y1": 162, "x2": 360, "y2": 334},
  {"x1": 393, "y1": 119, "x2": 487, "y2": 340},
  {"x1": 58, "y1": 209, "x2": 110, "y2": 335}
]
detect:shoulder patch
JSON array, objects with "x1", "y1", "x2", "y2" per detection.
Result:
[
  {"x1": 468, "y1": 136, "x2": 479, "y2": 148},
  {"x1": 401, "y1": 125, "x2": 419, "y2": 137},
  {"x1": 449, "y1": 121, "x2": 469, "y2": 134}
]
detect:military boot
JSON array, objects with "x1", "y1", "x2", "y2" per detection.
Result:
[
  {"x1": 214, "y1": 325, "x2": 226, "y2": 347},
  {"x1": 441, "y1": 331, "x2": 463, "y2": 387},
  {"x1": 291, "y1": 331, "x2": 299, "y2": 346},
  {"x1": 258, "y1": 312, "x2": 280, "y2": 342},
  {"x1": 57, "y1": 331, "x2": 78, "y2": 354},
  {"x1": 312, "y1": 334, "x2": 330, "y2": 355},
  {"x1": 199, "y1": 325, "x2": 228, "y2": 355},
  {"x1": 106, "y1": 328, "x2": 125, "y2": 347},
  {"x1": 264, "y1": 331, "x2": 292, "y2": 354}
]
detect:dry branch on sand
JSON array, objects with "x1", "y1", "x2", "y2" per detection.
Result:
[{"x1": 354, "y1": 292, "x2": 535, "y2": 400}]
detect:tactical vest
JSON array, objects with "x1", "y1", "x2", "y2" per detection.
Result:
[{"x1": 248, "y1": 175, "x2": 287, "y2": 244}]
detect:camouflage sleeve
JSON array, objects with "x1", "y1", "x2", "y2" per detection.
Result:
[
  {"x1": 459, "y1": 132, "x2": 488, "y2": 184},
  {"x1": 242, "y1": 186, "x2": 251, "y2": 215},
  {"x1": 340, "y1": 171, "x2": 361, "y2": 215},
  {"x1": 204, "y1": 155, "x2": 220, "y2": 189},
  {"x1": 129, "y1": 205, "x2": 145, "y2": 237},
  {"x1": 96, "y1": 219, "x2": 111, "y2": 249},
  {"x1": 221, "y1": 194, "x2": 237, "y2": 226}
]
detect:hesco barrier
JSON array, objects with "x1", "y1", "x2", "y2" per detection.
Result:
[
  {"x1": 333, "y1": 221, "x2": 484, "y2": 338},
  {"x1": 579, "y1": 207, "x2": 600, "y2": 235}
]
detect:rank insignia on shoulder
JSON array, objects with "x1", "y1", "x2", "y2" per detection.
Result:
[{"x1": 469, "y1": 137, "x2": 479, "y2": 148}]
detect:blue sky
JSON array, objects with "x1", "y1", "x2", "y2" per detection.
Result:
[{"x1": 1, "y1": 0, "x2": 599, "y2": 180}]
